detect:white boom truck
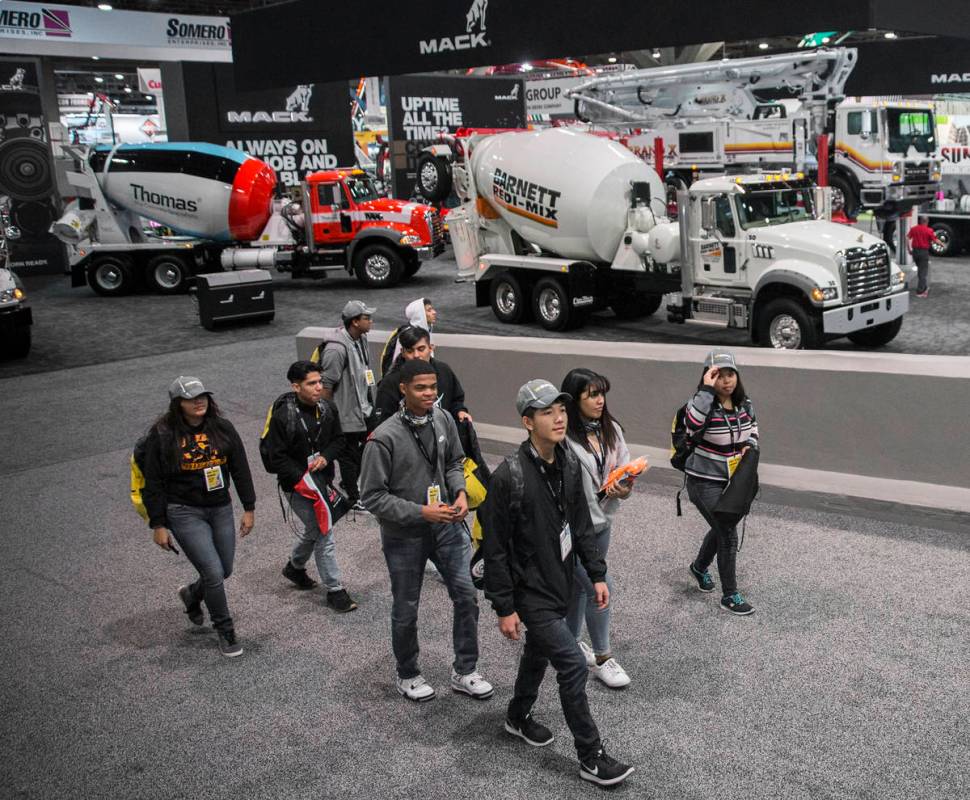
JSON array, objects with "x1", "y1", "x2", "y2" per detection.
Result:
[
  {"x1": 447, "y1": 128, "x2": 909, "y2": 349},
  {"x1": 566, "y1": 48, "x2": 940, "y2": 218}
]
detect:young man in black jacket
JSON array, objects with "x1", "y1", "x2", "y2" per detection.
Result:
[
  {"x1": 480, "y1": 379, "x2": 634, "y2": 788},
  {"x1": 261, "y1": 360, "x2": 357, "y2": 613}
]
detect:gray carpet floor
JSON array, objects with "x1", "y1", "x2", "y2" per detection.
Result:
[{"x1": 1, "y1": 335, "x2": 967, "y2": 800}]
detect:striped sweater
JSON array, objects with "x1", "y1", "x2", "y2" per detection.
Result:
[{"x1": 684, "y1": 386, "x2": 759, "y2": 482}]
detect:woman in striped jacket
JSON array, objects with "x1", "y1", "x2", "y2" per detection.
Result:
[{"x1": 684, "y1": 351, "x2": 759, "y2": 616}]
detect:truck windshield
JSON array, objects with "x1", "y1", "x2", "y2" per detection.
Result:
[
  {"x1": 736, "y1": 187, "x2": 815, "y2": 229},
  {"x1": 345, "y1": 177, "x2": 379, "y2": 203},
  {"x1": 887, "y1": 108, "x2": 936, "y2": 155}
]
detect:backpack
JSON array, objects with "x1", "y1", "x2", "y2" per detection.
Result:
[
  {"x1": 258, "y1": 392, "x2": 312, "y2": 473},
  {"x1": 310, "y1": 333, "x2": 350, "y2": 388},
  {"x1": 129, "y1": 433, "x2": 150, "y2": 522},
  {"x1": 470, "y1": 446, "x2": 577, "y2": 590},
  {"x1": 379, "y1": 325, "x2": 405, "y2": 379}
]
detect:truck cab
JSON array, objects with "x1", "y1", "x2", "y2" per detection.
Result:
[
  {"x1": 680, "y1": 174, "x2": 910, "y2": 347},
  {"x1": 832, "y1": 102, "x2": 941, "y2": 216}
]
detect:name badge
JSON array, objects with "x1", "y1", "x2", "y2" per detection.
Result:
[
  {"x1": 365, "y1": 369, "x2": 376, "y2": 387},
  {"x1": 427, "y1": 483, "x2": 442, "y2": 505},
  {"x1": 727, "y1": 454, "x2": 741, "y2": 478},
  {"x1": 560, "y1": 522, "x2": 572, "y2": 561},
  {"x1": 204, "y1": 466, "x2": 225, "y2": 492}
]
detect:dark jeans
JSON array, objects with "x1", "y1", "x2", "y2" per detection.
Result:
[
  {"x1": 882, "y1": 218, "x2": 897, "y2": 254},
  {"x1": 167, "y1": 502, "x2": 236, "y2": 633},
  {"x1": 338, "y1": 430, "x2": 369, "y2": 503},
  {"x1": 913, "y1": 248, "x2": 930, "y2": 293},
  {"x1": 380, "y1": 522, "x2": 479, "y2": 679},
  {"x1": 687, "y1": 475, "x2": 739, "y2": 597},
  {"x1": 508, "y1": 616, "x2": 602, "y2": 761}
]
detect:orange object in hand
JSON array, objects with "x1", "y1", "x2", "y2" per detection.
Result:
[{"x1": 599, "y1": 456, "x2": 650, "y2": 495}]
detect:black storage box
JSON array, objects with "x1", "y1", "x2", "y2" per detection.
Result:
[{"x1": 196, "y1": 269, "x2": 274, "y2": 331}]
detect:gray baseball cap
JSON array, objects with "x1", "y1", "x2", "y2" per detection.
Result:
[
  {"x1": 703, "y1": 350, "x2": 739, "y2": 372},
  {"x1": 342, "y1": 300, "x2": 376, "y2": 321},
  {"x1": 516, "y1": 379, "x2": 571, "y2": 416},
  {"x1": 168, "y1": 376, "x2": 210, "y2": 400}
]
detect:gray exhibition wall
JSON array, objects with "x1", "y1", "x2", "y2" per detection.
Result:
[{"x1": 297, "y1": 329, "x2": 970, "y2": 491}]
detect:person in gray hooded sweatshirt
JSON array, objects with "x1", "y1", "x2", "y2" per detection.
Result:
[{"x1": 360, "y1": 358, "x2": 493, "y2": 703}]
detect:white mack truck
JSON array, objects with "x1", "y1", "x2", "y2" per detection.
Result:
[{"x1": 446, "y1": 128, "x2": 909, "y2": 349}]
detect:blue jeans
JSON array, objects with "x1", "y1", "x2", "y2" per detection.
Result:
[
  {"x1": 167, "y1": 503, "x2": 236, "y2": 633},
  {"x1": 508, "y1": 616, "x2": 602, "y2": 761},
  {"x1": 566, "y1": 525, "x2": 613, "y2": 655},
  {"x1": 380, "y1": 523, "x2": 479, "y2": 680},
  {"x1": 288, "y1": 491, "x2": 343, "y2": 592}
]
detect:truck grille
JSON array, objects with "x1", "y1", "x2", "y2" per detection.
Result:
[
  {"x1": 844, "y1": 244, "x2": 890, "y2": 301},
  {"x1": 904, "y1": 164, "x2": 930, "y2": 183},
  {"x1": 430, "y1": 210, "x2": 445, "y2": 244}
]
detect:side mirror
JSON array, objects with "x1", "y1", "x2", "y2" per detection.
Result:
[{"x1": 701, "y1": 196, "x2": 716, "y2": 231}]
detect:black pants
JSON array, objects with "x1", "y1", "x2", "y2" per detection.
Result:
[
  {"x1": 882, "y1": 218, "x2": 897, "y2": 254},
  {"x1": 338, "y1": 430, "x2": 369, "y2": 503},
  {"x1": 687, "y1": 475, "x2": 739, "y2": 596},
  {"x1": 913, "y1": 248, "x2": 930, "y2": 293},
  {"x1": 508, "y1": 616, "x2": 602, "y2": 761}
]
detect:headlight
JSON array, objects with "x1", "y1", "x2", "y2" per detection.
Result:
[
  {"x1": 892, "y1": 162, "x2": 904, "y2": 177},
  {"x1": 892, "y1": 270, "x2": 907, "y2": 286},
  {"x1": 811, "y1": 286, "x2": 838, "y2": 302},
  {"x1": 0, "y1": 288, "x2": 24, "y2": 302},
  {"x1": 399, "y1": 234, "x2": 421, "y2": 245}
]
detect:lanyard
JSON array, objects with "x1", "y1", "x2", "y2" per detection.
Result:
[
  {"x1": 719, "y1": 404, "x2": 739, "y2": 450},
  {"x1": 297, "y1": 405, "x2": 323, "y2": 452},
  {"x1": 589, "y1": 429, "x2": 607, "y2": 483},
  {"x1": 408, "y1": 418, "x2": 439, "y2": 482},
  {"x1": 529, "y1": 444, "x2": 565, "y2": 518},
  {"x1": 354, "y1": 337, "x2": 370, "y2": 367}
]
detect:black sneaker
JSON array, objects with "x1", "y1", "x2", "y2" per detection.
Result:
[
  {"x1": 504, "y1": 714, "x2": 554, "y2": 747},
  {"x1": 217, "y1": 629, "x2": 243, "y2": 658},
  {"x1": 326, "y1": 589, "x2": 358, "y2": 613},
  {"x1": 350, "y1": 500, "x2": 369, "y2": 514},
  {"x1": 689, "y1": 562, "x2": 716, "y2": 593},
  {"x1": 177, "y1": 584, "x2": 204, "y2": 626},
  {"x1": 720, "y1": 592, "x2": 755, "y2": 616},
  {"x1": 282, "y1": 561, "x2": 318, "y2": 590},
  {"x1": 579, "y1": 748, "x2": 635, "y2": 787}
]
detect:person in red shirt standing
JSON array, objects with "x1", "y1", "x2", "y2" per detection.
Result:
[{"x1": 907, "y1": 216, "x2": 941, "y2": 298}]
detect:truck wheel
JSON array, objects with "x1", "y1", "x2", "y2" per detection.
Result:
[
  {"x1": 828, "y1": 175, "x2": 858, "y2": 218},
  {"x1": 146, "y1": 254, "x2": 191, "y2": 294},
  {"x1": 930, "y1": 223, "x2": 959, "y2": 257},
  {"x1": 403, "y1": 258, "x2": 421, "y2": 279},
  {"x1": 353, "y1": 243, "x2": 403, "y2": 288},
  {"x1": 87, "y1": 255, "x2": 134, "y2": 297},
  {"x1": 533, "y1": 277, "x2": 581, "y2": 332},
  {"x1": 611, "y1": 292, "x2": 663, "y2": 319},
  {"x1": 416, "y1": 154, "x2": 452, "y2": 202},
  {"x1": 490, "y1": 272, "x2": 532, "y2": 324},
  {"x1": 1, "y1": 326, "x2": 30, "y2": 359},
  {"x1": 756, "y1": 298, "x2": 820, "y2": 349},
  {"x1": 847, "y1": 317, "x2": 903, "y2": 348}
]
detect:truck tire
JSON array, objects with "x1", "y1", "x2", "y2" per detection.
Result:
[
  {"x1": 611, "y1": 291, "x2": 663, "y2": 319},
  {"x1": 2, "y1": 325, "x2": 30, "y2": 359},
  {"x1": 533, "y1": 276, "x2": 583, "y2": 332},
  {"x1": 828, "y1": 175, "x2": 859, "y2": 219},
  {"x1": 146, "y1": 254, "x2": 191, "y2": 294},
  {"x1": 490, "y1": 272, "x2": 532, "y2": 324},
  {"x1": 403, "y1": 257, "x2": 421, "y2": 279},
  {"x1": 416, "y1": 154, "x2": 452, "y2": 202},
  {"x1": 930, "y1": 222, "x2": 959, "y2": 257},
  {"x1": 87, "y1": 255, "x2": 134, "y2": 296},
  {"x1": 846, "y1": 317, "x2": 903, "y2": 348},
  {"x1": 756, "y1": 297, "x2": 820, "y2": 349},
  {"x1": 353, "y1": 243, "x2": 403, "y2": 288}
]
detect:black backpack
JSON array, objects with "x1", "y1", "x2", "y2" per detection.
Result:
[
  {"x1": 670, "y1": 403, "x2": 708, "y2": 472},
  {"x1": 129, "y1": 433, "x2": 150, "y2": 522},
  {"x1": 470, "y1": 447, "x2": 577, "y2": 590},
  {"x1": 259, "y1": 392, "x2": 303, "y2": 473}
]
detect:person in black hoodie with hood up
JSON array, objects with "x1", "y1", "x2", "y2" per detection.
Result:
[{"x1": 480, "y1": 379, "x2": 634, "y2": 788}]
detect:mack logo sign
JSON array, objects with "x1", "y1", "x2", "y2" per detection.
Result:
[
  {"x1": 931, "y1": 73, "x2": 970, "y2": 85},
  {"x1": 227, "y1": 85, "x2": 314, "y2": 124},
  {"x1": 419, "y1": 0, "x2": 490, "y2": 54}
]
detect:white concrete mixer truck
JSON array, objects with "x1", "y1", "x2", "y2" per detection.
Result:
[
  {"x1": 52, "y1": 143, "x2": 445, "y2": 296},
  {"x1": 446, "y1": 128, "x2": 910, "y2": 349}
]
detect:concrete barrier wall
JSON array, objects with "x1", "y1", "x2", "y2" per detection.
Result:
[{"x1": 297, "y1": 328, "x2": 970, "y2": 512}]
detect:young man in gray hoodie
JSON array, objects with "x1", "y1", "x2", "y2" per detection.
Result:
[{"x1": 360, "y1": 359, "x2": 493, "y2": 703}]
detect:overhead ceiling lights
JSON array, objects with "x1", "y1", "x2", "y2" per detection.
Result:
[
  {"x1": 520, "y1": 63, "x2": 533, "y2": 72},
  {"x1": 821, "y1": 37, "x2": 831, "y2": 44},
  {"x1": 607, "y1": 56, "x2": 617, "y2": 63},
  {"x1": 884, "y1": 31, "x2": 897, "y2": 39},
  {"x1": 145, "y1": 95, "x2": 154, "y2": 101},
  {"x1": 758, "y1": 42, "x2": 770, "y2": 50},
  {"x1": 124, "y1": 87, "x2": 132, "y2": 93},
  {"x1": 91, "y1": 56, "x2": 100, "y2": 61},
  {"x1": 97, "y1": 4, "x2": 113, "y2": 10},
  {"x1": 94, "y1": 76, "x2": 104, "y2": 83},
  {"x1": 651, "y1": 50, "x2": 661, "y2": 59},
  {"x1": 114, "y1": 73, "x2": 124, "y2": 80}
]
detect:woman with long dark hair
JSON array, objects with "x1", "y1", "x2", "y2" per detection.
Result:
[
  {"x1": 560, "y1": 368, "x2": 632, "y2": 689},
  {"x1": 684, "y1": 351, "x2": 759, "y2": 616},
  {"x1": 141, "y1": 376, "x2": 256, "y2": 657}
]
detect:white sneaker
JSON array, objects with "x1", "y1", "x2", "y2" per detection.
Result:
[
  {"x1": 450, "y1": 669, "x2": 494, "y2": 700},
  {"x1": 397, "y1": 675, "x2": 436, "y2": 702},
  {"x1": 590, "y1": 657, "x2": 631, "y2": 689},
  {"x1": 578, "y1": 640, "x2": 597, "y2": 667}
]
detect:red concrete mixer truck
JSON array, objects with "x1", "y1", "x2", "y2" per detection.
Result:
[
  {"x1": 444, "y1": 128, "x2": 910, "y2": 349},
  {"x1": 52, "y1": 143, "x2": 445, "y2": 296}
]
